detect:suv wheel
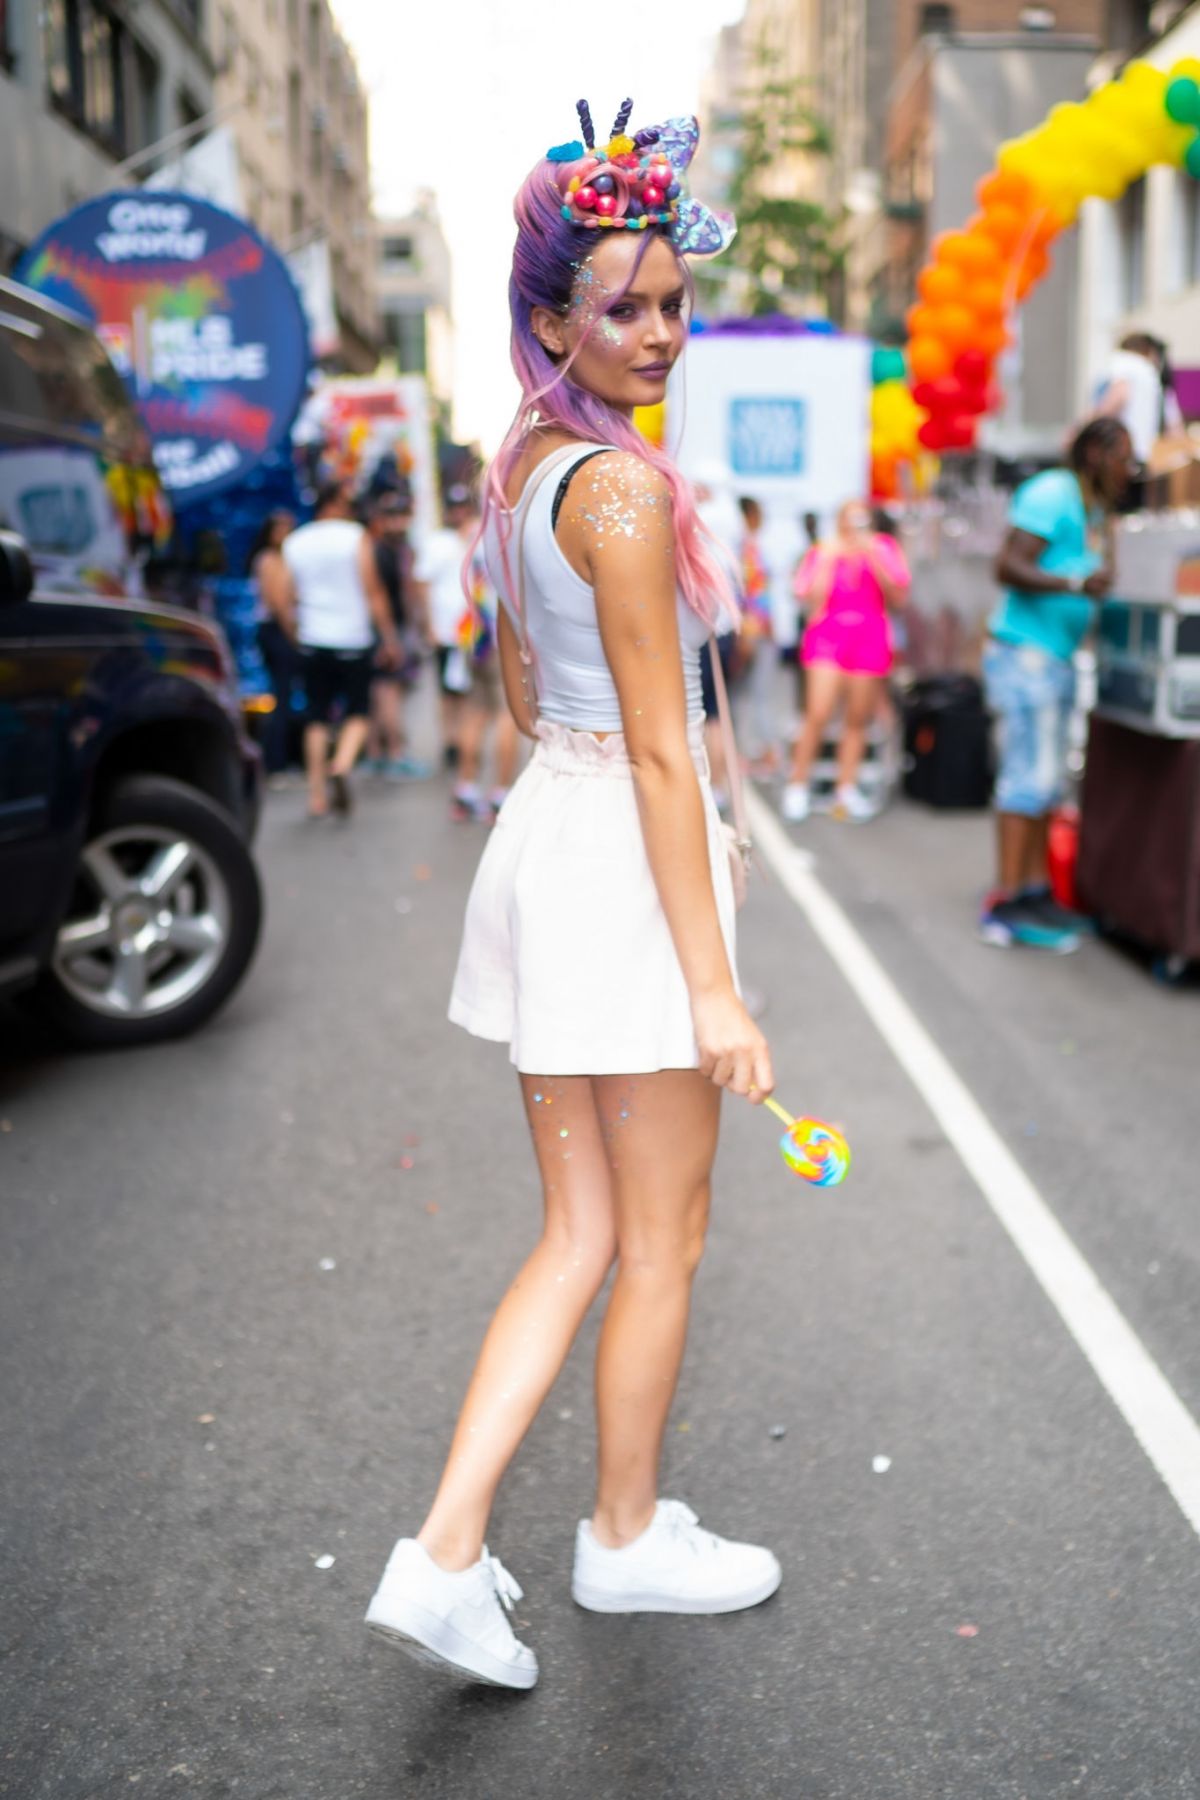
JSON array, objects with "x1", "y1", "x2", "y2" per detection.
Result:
[{"x1": 35, "y1": 775, "x2": 263, "y2": 1047}]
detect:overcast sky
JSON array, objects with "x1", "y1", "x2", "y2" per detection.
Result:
[{"x1": 329, "y1": 0, "x2": 745, "y2": 453}]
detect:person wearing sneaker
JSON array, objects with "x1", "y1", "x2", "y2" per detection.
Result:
[
  {"x1": 980, "y1": 417, "x2": 1133, "y2": 953},
  {"x1": 365, "y1": 101, "x2": 781, "y2": 1692},
  {"x1": 781, "y1": 499, "x2": 909, "y2": 825}
]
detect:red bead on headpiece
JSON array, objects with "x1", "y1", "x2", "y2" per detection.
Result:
[{"x1": 552, "y1": 97, "x2": 681, "y2": 234}]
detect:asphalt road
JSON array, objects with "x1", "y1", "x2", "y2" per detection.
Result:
[{"x1": 2, "y1": 734, "x2": 1198, "y2": 1800}]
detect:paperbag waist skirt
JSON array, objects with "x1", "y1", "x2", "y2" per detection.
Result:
[{"x1": 448, "y1": 718, "x2": 739, "y2": 1076}]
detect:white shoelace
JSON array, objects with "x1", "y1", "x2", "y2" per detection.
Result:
[
  {"x1": 481, "y1": 1547, "x2": 524, "y2": 1613},
  {"x1": 658, "y1": 1499, "x2": 721, "y2": 1556}
]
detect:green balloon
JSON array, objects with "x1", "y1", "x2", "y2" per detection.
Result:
[
  {"x1": 871, "y1": 346, "x2": 907, "y2": 385},
  {"x1": 1186, "y1": 134, "x2": 1200, "y2": 180},
  {"x1": 1166, "y1": 77, "x2": 1200, "y2": 125}
]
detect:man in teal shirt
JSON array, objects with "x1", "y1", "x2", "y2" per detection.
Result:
[{"x1": 980, "y1": 418, "x2": 1133, "y2": 952}]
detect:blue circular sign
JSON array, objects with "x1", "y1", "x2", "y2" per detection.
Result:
[{"x1": 17, "y1": 191, "x2": 311, "y2": 505}]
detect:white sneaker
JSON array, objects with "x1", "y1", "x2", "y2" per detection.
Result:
[
  {"x1": 572, "y1": 1499, "x2": 781, "y2": 1615},
  {"x1": 365, "y1": 1538, "x2": 538, "y2": 1689},
  {"x1": 781, "y1": 782, "x2": 810, "y2": 823},
  {"x1": 831, "y1": 783, "x2": 875, "y2": 823}
]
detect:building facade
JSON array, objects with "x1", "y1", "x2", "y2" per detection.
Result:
[
  {"x1": 209, "y1": 0, "x2": 377, "y2": 370},
  {"x1": 376, "y1": 196, "x2": 454, "y2": 421},
  {"x1": 1075, "y1": 1, "x2": 1200, "y2": 416},
  {"x1": 0, "y1": 0, "x2": 214, "y2": 270}
]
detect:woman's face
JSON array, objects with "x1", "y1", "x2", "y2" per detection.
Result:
[
  {"x1": 536, "y1": 233, "x2": 688, "y2": 416},
  {"x1": 838, "y1": 501, "x2": 872, "y2": 537}
]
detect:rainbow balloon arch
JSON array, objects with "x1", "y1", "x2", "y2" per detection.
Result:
[{"x1": 869, "y1": 56, "x2": 1200, "y2": 499}]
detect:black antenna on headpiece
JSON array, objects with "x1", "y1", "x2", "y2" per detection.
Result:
[
  {"x1": 612, "y1": 98, "x2": 634, "y2": 138},
  {"x1": 576, "y1": 99, "x2": 595, "y2": 150}
]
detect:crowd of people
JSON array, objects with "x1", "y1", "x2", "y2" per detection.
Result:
[
  {"x1": 246, "y1": 392, "x2": 1152, "y2": 971},
  {"x1": 247, "y1": 472, "x2": 916, "y2": 832}
]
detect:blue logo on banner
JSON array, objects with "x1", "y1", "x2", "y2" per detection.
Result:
[
  {"x1": 17, "y1": 192, "x2": 310, "y2": 505},
  {"x1": 729, "y1": 398, "x2": 807, "y2": 477}
]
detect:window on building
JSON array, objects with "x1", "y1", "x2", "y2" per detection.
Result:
[
  {"x1": 307, "y1": 0, "x2": 320, "y2": 67},
  {"x1": 1, "y1": 0, "x2": 14, "y2": 69},
  {"x1": 383, "y1": 235, "x2": 414, "y2": 263},
  {"x1": 132, "y1": 40, "x2": 159, "y2": 151},
  {"x1": 44, "y1": 0, "x2": 143, "y2": 157},
  {"x1": 382, "y1": 309, "x2": 426, "y2": 375},
  {"x1": 1118, "y1": 176, "x2": 1146, "y2": 310},
  {"x1": 291, "y1": 191, "x2": 305, "y2": 239},
  {"x1": 1171, "y1": 171, "x2": 1200, "y2": 293}
]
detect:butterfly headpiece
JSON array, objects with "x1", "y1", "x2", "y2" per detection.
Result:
[{"x1": 546, "y1": 99, "x2": 736, "y2": 258}]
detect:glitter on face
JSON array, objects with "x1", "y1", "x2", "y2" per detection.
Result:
[{"x1": 559, "y1": 1128, "x2": 569, "y2": 1139}]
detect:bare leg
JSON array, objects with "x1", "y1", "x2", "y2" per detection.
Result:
[
  {"x1": 788, "y1": 662, "x2": 844, "y2": 785},
  {"x1": 417, "y1": 1075, "x2": 616, "y2": 1570},
  {"x1": 590, "y1": 1069, "x2": 721, "y2": 1546},
  {"x1": 996, "y1": 811, "x2": 1037, "y2": 894},
  {"x1": 457, "y1": 701, "x2": 487, "y2": 789},
  {"x1": 835, "y1": 675, "x2": 879, "y2": 791},
  {"x1": 371, "y1": 681, "x2": 403, "y2": 762},
  {"x1": 330, "y1": 714, "x2": 370, "y2": 778},
  {"x1": 494, "y1": 707, "x2": 519, "y2": 792},
  {"x1": 1022, "y1": 812, "x2": 1051, "y2": 889},
  {"x1": 303, "y1": 722, "x2": 330, "y2": 815},
  {"x1": 439, "y1": 691, "x2": 465, "y2": 764}
]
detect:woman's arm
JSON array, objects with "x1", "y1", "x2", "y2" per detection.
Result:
[
  {"x1": 497, "y1": 605, "x2": 538, "y2": 739},
  {"x1": 257, "y1": 548, "x2": 296, "y2": 635},
  {"x1": 864, "y1": 534, "x2": 910, "y2": 609},
  {"x1": 563, "y1": 451, "x2": 772, "y2": 1100}
]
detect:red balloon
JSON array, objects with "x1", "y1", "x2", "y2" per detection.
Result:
[
  {"x1": 918, "y1": 418, "x2": 950, "y2": 451},
  {"x1": 954, "y1": 348, "x2": 990, "y2": 388},
  {"x1": 911, "y1": 380, "x2": 940, "y2": 410},
  {"x1": 944, "y1": 416, "x2": 977, "y2": 449},
  {"x1": 926, "y1": 376, "x2": 967, "y2": 413}
]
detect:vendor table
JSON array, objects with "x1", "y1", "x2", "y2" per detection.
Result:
[{"x1": 1077, "y1": 715, "x2": 1200, "y2": 967}]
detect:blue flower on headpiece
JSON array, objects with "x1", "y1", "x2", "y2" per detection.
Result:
[{"x1": 547, "y1": 140, "x2": 586, "y2": 163}]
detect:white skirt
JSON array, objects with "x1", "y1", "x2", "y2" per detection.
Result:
[{"x1": 448, "y1": 718, "x2": 739, "y2": 1076}]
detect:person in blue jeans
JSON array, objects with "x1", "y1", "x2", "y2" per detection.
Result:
[{"x1": 980, "y1": 418, "x2": 1134, "y2": 952}]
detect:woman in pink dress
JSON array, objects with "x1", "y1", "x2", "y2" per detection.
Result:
[{"x1": 782, "y1": 500, "x2": 910, "y2": 822}]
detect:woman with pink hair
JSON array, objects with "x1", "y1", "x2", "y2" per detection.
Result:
[{"x1": 364, "y1": 104, "x2": 779, "y2": 1689}]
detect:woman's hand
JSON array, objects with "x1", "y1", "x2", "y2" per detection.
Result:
[{"x1": 693, "y1": 988, "x2": 774, "y2": 1099}]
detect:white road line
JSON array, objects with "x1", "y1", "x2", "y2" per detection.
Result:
[{"x1": 747, "y1": 787, "x2": 1200, "y2": 1542}]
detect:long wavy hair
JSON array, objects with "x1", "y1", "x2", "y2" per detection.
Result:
[{"x1": 474, "y1": 154, "x2": 733, "y2": 629}]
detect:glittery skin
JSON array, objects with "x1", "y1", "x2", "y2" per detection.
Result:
[{"x1": 564, "y1": 454, "x2": 673, "y2": 551}]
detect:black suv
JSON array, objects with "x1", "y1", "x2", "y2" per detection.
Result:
[{"x1": 0, "y1": 279, "x2": 263, "y2": 1047}]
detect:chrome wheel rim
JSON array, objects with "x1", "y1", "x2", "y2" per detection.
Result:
[{"x1": 52, "y1": 825, "x2": 230, "y2": 1020}]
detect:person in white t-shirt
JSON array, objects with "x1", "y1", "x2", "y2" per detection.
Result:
[
  {"x1": 1096, "y1": 333, "x2": 1183, "y2": 470},
  {"x1": 413, "y1": 484, "x2": 478, "y2": 771},
  {"x1": 280, "y1": 482, "x2": 400, "y2": 819}
]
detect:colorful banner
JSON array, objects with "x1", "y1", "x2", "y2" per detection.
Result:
[{"x1": 17, "y1": 192, "x2": 309, "y2": 505}]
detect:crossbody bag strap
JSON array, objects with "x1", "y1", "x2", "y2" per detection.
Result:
[{"x1": 708, "y1": 635, "x2": 752, "y2": 868}]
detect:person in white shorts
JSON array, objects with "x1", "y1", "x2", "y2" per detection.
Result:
[{"x1": 365, "y1": 101, "x2": 779, "y2": 1690}]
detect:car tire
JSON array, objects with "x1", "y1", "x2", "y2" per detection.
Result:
[{"x1": 31, "y1": 775, "x2": 263, "y2": 1048}]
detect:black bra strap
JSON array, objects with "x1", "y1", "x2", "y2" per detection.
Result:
[{"x1": 551, "y1": 448, "x2": 611, "y2": 530}]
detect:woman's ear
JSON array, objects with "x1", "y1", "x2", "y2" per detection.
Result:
[{"x1": 530, "y1": 305, "x2": 567, "y2": 360}]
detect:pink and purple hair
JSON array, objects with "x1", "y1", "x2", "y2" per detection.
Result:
[{"x1": 475, "y1": 136, "x2": 734, "y2": 629}]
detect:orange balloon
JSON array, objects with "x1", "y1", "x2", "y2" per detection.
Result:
[
  {"x1": 1029, "y1": 210, "x2": 1063, "y2": 250},
  {"x1": 964, "y1": 278, "x2": 1005, "y2": 322},
  {"x1": 909, "y1": 336, "x2": 952, "y2": 383},
  {"x1": 979, "y1": 203, "x2": 1027, "y2": 253},
  {"x1": 1015, "y1": 245, "x2": 1050, "y2": 299},
  {"x1": 917, "y1": 263, "x2": 965, "y2": 306},
  {"x1": 975, "y1": 321, "x2": 1012, "y2": 358},
  {"x1": 906, "y1": 302, "x2": 942, "y2": 341},
  {"x1": 933, "y1": 303, "x2": 979, "y2": 350},
  {"x1": 977, "y1": 168, "x2": 1034, "y2": 212},
  {"x1": 936, "y1": 230, "x2": 1001, "y2": 278}
]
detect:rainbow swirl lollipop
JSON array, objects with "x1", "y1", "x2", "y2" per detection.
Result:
[{"x1": 763, "y1": 1096, "x2": 850, "y2": 1187}]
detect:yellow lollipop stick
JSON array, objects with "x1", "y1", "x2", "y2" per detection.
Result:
[{"x1": 762, "y1": 1095, "x2": 795, "y2": 1128}]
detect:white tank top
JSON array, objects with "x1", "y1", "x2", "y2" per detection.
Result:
[
  {"x1": 483, "y1": 444, "x2": 709, "y2": 732},
  {"x1": 283, "y1": 518, "x2": 373, "y2": 651}
]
